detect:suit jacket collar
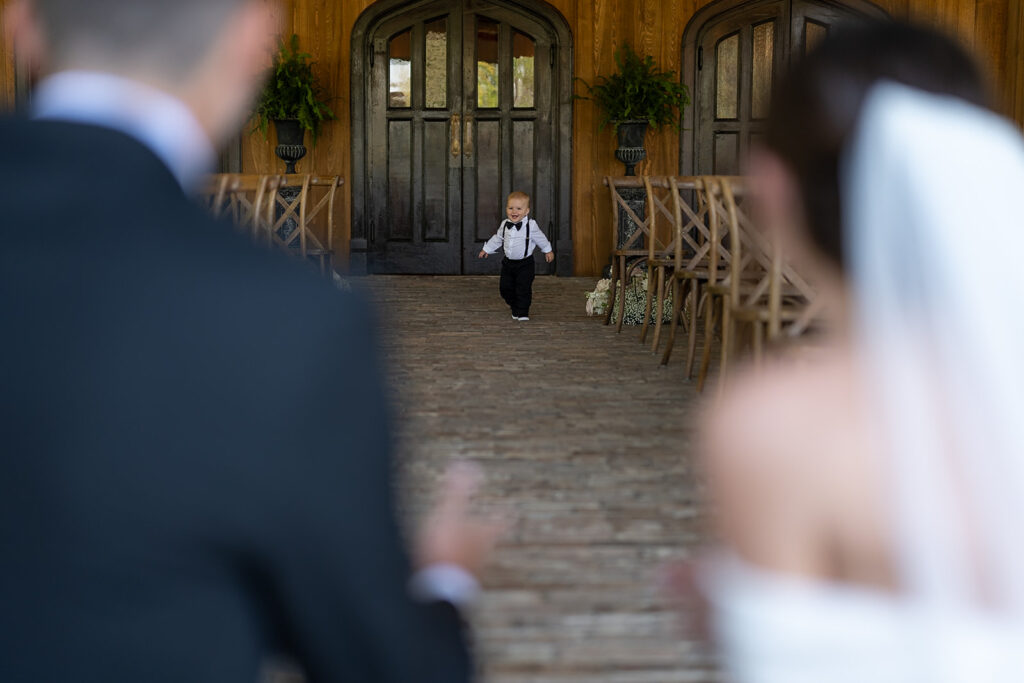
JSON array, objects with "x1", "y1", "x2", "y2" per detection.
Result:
[{"x1": 31, "y1": 71, "x2": 215, "y2": 192}]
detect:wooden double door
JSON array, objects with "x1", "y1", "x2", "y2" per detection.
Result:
[
  {"x1": 365, "y1": 0, "x2": 560, "y2": 274},
  {"x1": 695, "y1": 0, "x2": 887, "y2": 175}
]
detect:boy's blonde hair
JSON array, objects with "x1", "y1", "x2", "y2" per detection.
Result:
[{"x1": 507, "y1": 191, "x2": 531, "y2": 206}]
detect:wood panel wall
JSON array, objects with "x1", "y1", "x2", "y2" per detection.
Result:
[
  {"x1": 1008, "y1": 0, "x2": 1024, "y2": 126},
  {"x1": 0, "y1": 11, "x2": 16, "y2": 110},
  {"x1": 2, "y1": 0, "x2": 1021, "y2": 275}
]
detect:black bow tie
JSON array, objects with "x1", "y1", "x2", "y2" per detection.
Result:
[{"x1": 509, "y1": 221, "x2": 523, "y2": 230}]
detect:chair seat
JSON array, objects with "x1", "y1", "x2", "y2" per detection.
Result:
[{"x1": 731, "y1": 301, "x2": 814, "y2": 323}]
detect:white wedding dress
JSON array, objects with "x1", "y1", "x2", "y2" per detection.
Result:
[{"x1": 704, "y1": 83, "x2": 1024, "y2": 682}]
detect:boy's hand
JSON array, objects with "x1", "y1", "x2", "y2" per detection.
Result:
[
  {"x1": 478, "y1": 251, "x2": 489, "y2": 259},
  {"x1": 545, "y1": 252, "x2": 555, "y2": 263}
]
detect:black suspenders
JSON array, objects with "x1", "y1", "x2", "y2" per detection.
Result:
[{"x1": 504, "y1": 220, "x2": 532, "y2": 261}]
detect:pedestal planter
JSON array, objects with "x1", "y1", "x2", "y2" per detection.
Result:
[
  {"x1": 614, "y1": 120, "x2": 649, "y2": 176},
  {"x1": 273, "y1": 118, "x2": 308, "y2": 174}
]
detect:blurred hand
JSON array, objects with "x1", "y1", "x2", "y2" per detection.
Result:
[
  {"x1": 415, "y1": 463, "x2": 509, "y2": 578},
  {"x1": 545, "y1": 252, "x2": 555, "y2": 263},
  {"x1": 660, "y1": 560, "x2": 712, "y2": 641},
  {"x1": 478, "y1": 251, "x2": 489, "y2": 259}
]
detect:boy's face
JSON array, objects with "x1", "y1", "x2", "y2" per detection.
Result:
[{"x1": 506, "y1": 198, "x2": 529, "y2": 223}]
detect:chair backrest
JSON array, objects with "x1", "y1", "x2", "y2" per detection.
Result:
[
  {"x1": 203, "y1": 174, "x2": 284, "y2": 244},
  {"x1": 604, "y1": 176, "x2": 656, "y2": 253},
  {"x1": 666, "y1": 176, "x2": 711, "y2": 273},
  {"x1": 697, "y1": 176, "x2": 751, "y2": 293},
  {"x1": 715, "y1": 176, "x2": 821, "y2": 339},
  {"x1": 640, "y1": 176, "x2": 684, "y2": 263},
  {"x1": 198, "y1": 175, "x2": 231, "y2": 216},
  {"x1": 271, "y1": 174, "x2": 312, "y2": 255},
  {"x1": 304, "y1": 176, "x2": 344, "y2": 255}
]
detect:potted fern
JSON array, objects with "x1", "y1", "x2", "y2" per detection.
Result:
[
  {"x1": 579, "y1": 44, "x2": 690, "y2": 175},
  {"x1": 254, "y1": 34, "x2": 336, "y2": 173}
]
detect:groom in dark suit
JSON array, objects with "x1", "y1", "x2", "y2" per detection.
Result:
[{"x1": 0, "y1": 1, "x2": 502, "y2": 681}]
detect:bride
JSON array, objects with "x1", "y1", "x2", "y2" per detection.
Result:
[{"x1": 694, "y1": 21, "x2": 1024, "y2": 682}]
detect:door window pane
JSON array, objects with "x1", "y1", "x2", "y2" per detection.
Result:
[
  {"x1": 716, "y1": 33, "x2": 739, "y2": 120},
  {"x1": 389, "y1": 30, "x2": 412, "y2": 108},
  {"x1": 751, "y1": 22, "x2": 774, "y2": 119},
  {"x1": 805, "y1": 21, "x2": 828, "y2": 54},
  {"x1": 477, "y1": 18, "x2": 500, "y2": 109},
  {"x1": 424, "y1": 19, "x2": 448, "y2": 109},
  {"x1": 513, "y1": 32, "x2": 535, "y2": 109}
]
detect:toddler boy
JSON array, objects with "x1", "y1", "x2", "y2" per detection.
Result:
[{"x1": 478, "y1": 192, "x2": 554, "y2": 321}]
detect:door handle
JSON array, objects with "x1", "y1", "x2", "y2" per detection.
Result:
[
  {"x1": 450, "y1": 113, "x2": 461, "y2": 157},
  {"x1": 463, "y1": 114, "x2": 474, "y2": 158}
]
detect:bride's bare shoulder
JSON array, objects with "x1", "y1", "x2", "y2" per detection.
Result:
[
  {"x1": 701, "y1": 347, "x2": 862, "y2": 541},
  {"x1": 705, "y1": 348, "x2": 856, "y2": 461}
]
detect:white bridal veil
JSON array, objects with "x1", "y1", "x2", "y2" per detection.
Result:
[{"x1": 846, "y1": 82, "x2": 1024, "y2": 613}]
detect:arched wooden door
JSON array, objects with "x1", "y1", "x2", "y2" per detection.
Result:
[
  {"x1": 352, "y1": 0, "x2": 573, "y2": 275},
  {"x1": 681, "y1": 0, "x2": 888, "y2": 176}
]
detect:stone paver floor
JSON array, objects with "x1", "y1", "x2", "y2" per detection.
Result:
[{"x1": 365, "y1": 275, "x2": 717, "y2": 683}]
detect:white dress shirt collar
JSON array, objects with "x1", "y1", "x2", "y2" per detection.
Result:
[{"x1": 31, "y1": 70, "x2": 217, "y2": 191}]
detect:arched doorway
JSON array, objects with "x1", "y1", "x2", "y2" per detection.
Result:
[
  {"x1": 351, "y1": 0, "x2": 573, "y2": 275},
  {"x1": 680, "y1": 0, "x2": 888, "y2": 176}
]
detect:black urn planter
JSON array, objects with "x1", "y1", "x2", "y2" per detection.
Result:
[
  {"x1": 273, "y1": 118, "x2": 308, "y2": 174},
  {"x1": 614, "y1": 120, "x2": 649, "y2": 176}
]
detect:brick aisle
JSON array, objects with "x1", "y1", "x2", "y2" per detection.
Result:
[{"x1": 364, "y1": 275, "x2": 717, "y2": 683}]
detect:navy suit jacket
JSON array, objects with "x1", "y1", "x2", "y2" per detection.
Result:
[{"x1": 0, "y1": 119, "x2": 469, "y2": 683}]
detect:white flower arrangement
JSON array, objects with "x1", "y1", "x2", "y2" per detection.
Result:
[
  {"x1": 585, "y1": 275, "x2": 673, "y2": 324},
  {"x1": 585, "y1": 278, "x2": 613, "y2": 316}
]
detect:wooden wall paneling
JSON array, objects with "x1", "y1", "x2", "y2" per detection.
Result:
[
  {"x1": 1, "y1": 10, "x2": 16, "y2": 111},
  {"x1": 974, "y1": 0, "x2": 1008, "y2": 106},
  {"x1": 1008, "y1": 0, "x2": 1024, "y2": 128},
  {"x1": 0, "y1": 0, "x2": 1017, "y2": 275}
]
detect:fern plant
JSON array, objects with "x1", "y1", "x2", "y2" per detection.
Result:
[
  {"x1": 254, "y1": 34, "x2": 336, "y2": 143},
  {"x1": 578, "y1": 44, "x2": 690, "y2": 131}
]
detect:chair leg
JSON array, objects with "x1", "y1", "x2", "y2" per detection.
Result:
[
  {"x1": 651, "y1": 266, "x2": 667, "y2": 352},
  {"x1": 615, "y1": 259, "x2": 629, "y2": 333},
  {"x1": 719, "y1": 302, "x2": 733, "y2": 390},
  {"x1": 697, "y1": 293, "x2": 719, "y2": 393},
  {"x1": 685, "y1": 281, "x2": 702, "y2": 379},
  {"x1": 604, "y1": 257, "x2": 619, "y2": 326},
  {"x1": 660, "y1": 278, "x2": 684, "y2": 366},
  {"x1": 752, "y1": 321, "x2": 764, "y2": 370},
  {"x1": 640, "y1": 265, "x2": 655, "y2": 343}
]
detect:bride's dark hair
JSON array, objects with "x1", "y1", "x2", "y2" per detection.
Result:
[{"x1": 763, "y1": 22, "x2": 990, "y2": 269}]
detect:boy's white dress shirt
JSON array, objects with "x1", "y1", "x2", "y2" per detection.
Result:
[{"x1": 482, "y1": 218, "x2": 553, "y2": 260}]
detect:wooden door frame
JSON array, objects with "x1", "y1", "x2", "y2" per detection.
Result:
[
  {"x1": 678, "y1": 0, "x2": 889, "y2": 177},
  {"x1": 351, "y1": 0, "x2": 575, "y2": 276}
]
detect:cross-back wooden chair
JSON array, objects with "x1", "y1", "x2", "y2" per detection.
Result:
[
  {"x1": 722, "y1": 179, "x2": 824, "y2": 367},
  {"x1": 603, "y1": 176, "x2": 661, "y2": 332},
  {"x1": 302, "y1": 176, "x2": 343, "y2": 276},
  {"x1": 697, "y1": 176, "x2": 821, "y2": 391},
  {"x1": 198, "y1": 174, "x2": 231, "y2": 215},
  {"x1": 269, "y1": 174, "x2": 312, "y2": 255},
  {"x1": 694, "y1": 176, "x2": 766, "y2": 392},
  {"x1": 658, "y1": 176, "x2": 715, "y2": 376},
  {"x1": 210, "y1": 174, "x2": 282, "y2": 243},
  {"x1": 639, "y1": 176, "x2": 683, "y2": 350}
]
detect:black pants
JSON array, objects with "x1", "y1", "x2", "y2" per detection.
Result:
[{"x1": 500, "y1": 257, "x2": 535, "y2": 317}]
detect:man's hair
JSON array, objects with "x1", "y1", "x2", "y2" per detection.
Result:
[
  {"x1": 507, "y1": 191, "x2": 530, "y2": 205},
  {"x1": 33, "y1": 0, "x2": 248, "y2": 80}
]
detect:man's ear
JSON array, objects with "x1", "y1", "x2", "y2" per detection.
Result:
[{"x1": 4, "y1": 0, "x2": 48, "y2": 81}]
